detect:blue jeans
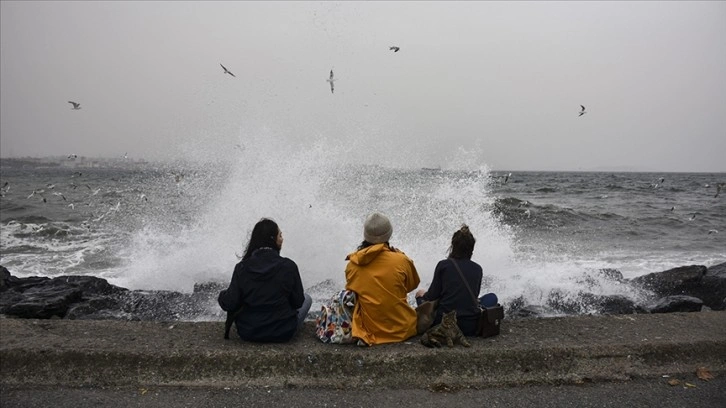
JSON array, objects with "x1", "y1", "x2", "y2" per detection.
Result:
[
  {"x1": 479, "y1": 293, "x2": 498, "y2": 308},
  {"x1": 296, "y1": 293, "x2": 313, "y2": 329}
]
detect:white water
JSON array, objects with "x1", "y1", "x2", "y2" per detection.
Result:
[{"x1": 107, "y1": 124, "x2": 653, "y2": 311}]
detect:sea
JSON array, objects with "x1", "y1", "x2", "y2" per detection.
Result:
[{"x1": 1, "y1": 153, "x2": 724, "y2": 319}]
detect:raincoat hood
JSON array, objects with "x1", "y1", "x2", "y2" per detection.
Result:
[
  {"x1": 246, "y1": 248, "x2": 285, "y2": 279},
  {"x1": 346, "y1": 243, "x2": 390, "y2": 266},
  {"x1": 345, "y1": 243, "x2": 420, "y2": 345}
]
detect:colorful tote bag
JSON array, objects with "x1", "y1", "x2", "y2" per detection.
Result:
[{"x1": 315, "y1": 290, "x2": 357, "y2": 344}]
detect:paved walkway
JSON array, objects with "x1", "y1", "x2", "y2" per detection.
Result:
[{"x1": 1, "y1": 312, "x2": 725, "y2": 389}]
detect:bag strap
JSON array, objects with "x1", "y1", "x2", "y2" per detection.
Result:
[{"x1": 449, "y1": 258, "x2": 480, "y2": 309}]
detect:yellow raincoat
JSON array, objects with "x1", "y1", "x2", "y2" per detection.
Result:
[{"x1": 345, "y1": 243, "x2": 420, "y2": 345}]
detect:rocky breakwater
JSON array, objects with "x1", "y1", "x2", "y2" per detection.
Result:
[
  {"x1": 0, "y1": 266, "x2": 225, "y2": 321},
  {"x1": 0, "y1": 262, "x2": 725, "y2": 321},
  {"x1": 506, "y1": 262, "x2": 726, "y2": 318}
]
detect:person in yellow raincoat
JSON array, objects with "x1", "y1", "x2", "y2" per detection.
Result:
[{"x1": 345, "y1": 212, "x2": 420, "y2": 346}]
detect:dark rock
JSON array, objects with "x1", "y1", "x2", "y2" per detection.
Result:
[
  {"x1": 67, "y1": 309, "x2": 135, "y2": 320},
  {"x1": 630, "y1": 265, "x2": 726, "y2": 310},
  {"x1": 545, "y1": 291, "x2": 643, "y2": 315},
  {"x1": 647, "y1": 295, "x2": 703, "y2": 313},
  {"x1": 630, "y1": 265, "x2": 706, "y2": 293},
  {"x1": 0, "y1": 289, "x2": 26, "y2": 313},
  {"x1": 546, "y1": 289, "x2": 581, "y2": 314},
  {"x1": 0, "y1": 267, "x2": 51, "y2": 292},
  {"x1": 598, "y1": 268, "x2": 625, "y2": 282},
  {"x1": 504, "y1": 296, "x2": 527, "y2": 317},
  {"x1": 50, "y1": 275, "x2": 127, "y2": 297},
  {"x1": 4, "y1": 286, "x2": 83, "y2": 318},
  {"x1": 193, "y1": 281, "x2": 227, "y2": 295},
  {"x1": 0, "y1": 265, "x2": 10, "y2": 290},
  {"x1": 65, "y1": 297, "x2": 124, "y2": 320},
  {"x1": 510, "y1": 305, "x2": 553, "y2": 319},
  {"x1": 119, "y1": 290, "x2": 212, "y2": 321},
  {"x1": 707, "y1": 262, "x2": 726, "y2": 277},
  {"x1": 1, "y1": 267, "x2": 222, "y2": 321},
  {"x1": 697, "y1": 275, "x2": 726, "y2": 311},
  {"x1": 575, "y1": 269, "x2": 626, "y2": 290},
  {"x1": 579, "y1": 293, "x2": 644, "y2": 315},
  {"x1": 0, "y1": 267, "x2": 130, "y2": 319}
]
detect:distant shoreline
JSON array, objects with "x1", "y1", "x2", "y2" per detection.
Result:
[{"x1": 1, "y1": 157, "x2": 724, "y2": 174}]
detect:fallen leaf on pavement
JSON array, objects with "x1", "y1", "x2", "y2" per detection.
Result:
[
  {"x1": 696, "y1": 367, "x2": 714, "y2": 381},
  {"x1": 684, "y1": 382, "x2": 697, "y2": 388},
  {"x1": 667, "y1": 379, "x2": 681, "y2": 386}
]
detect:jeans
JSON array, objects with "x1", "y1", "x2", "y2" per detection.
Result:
[
  {"x1": 296, "y1": 293, "x2": 313, "y2": 329},
  {"x1": 479, "y1": 293, "x2": 498, "y2": 308}
]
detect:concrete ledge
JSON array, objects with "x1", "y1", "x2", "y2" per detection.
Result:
[{"x1": 2, "y1": 312, "x2": 725, "y2": 389}]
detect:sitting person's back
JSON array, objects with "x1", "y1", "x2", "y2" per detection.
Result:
[
  {"x1": 218, "y1": 218, "x2": 312, "y2": 342},
  {"x1": 416, "y1": 225, "x2": 496, "y2": 336},
  {"x1": 345, "y1": 212, "x2": 420, "y2": 346}
]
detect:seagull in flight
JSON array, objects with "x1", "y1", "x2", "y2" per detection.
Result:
[
  {"x1": 389, "y1": 46, "x2": 400, "y2": 52},
  {"x1": 220, "y1": 63, "x2": 236, "y2": 78},
  {"x1": 326, "y1": 69, "x2": 336, "y2": 94},
  {"x1": 68, "y1": 101, "x2": 81, "y2": 110},
  {"x1": 578, "y1": 105, "x2": 586, "y2": 117}
]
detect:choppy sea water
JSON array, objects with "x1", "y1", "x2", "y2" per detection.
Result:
[{"x1": 1, "y1": 153, "x2": 724, "y2": 319}]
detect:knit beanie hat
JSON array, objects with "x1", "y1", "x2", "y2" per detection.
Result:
[{"x1": 364, "y1": 212, "x2": 393, "y2": 244}]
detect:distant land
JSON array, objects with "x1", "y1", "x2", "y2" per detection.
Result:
[{"x1": 1, "y1": 157, "x2": 723, "y2": 174}]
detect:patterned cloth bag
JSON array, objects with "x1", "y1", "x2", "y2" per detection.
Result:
[{"x1": 315, "y1": 290, "x2": 357, "y2": 344}]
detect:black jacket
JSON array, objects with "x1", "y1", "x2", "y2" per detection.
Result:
[
  {"x1": 218, "y1": 248, "x2": 305, "y2": 342},
  {"x1": 422, "y1": 258, "x2": 483, "y2": 336}
]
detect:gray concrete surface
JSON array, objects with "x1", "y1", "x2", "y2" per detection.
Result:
[
  {"x1": 3, "y1": 377, "x2": 726, "y2": 408},
  {"x1": 1, "y1": 312, "x2": 725, "y2": 390}
]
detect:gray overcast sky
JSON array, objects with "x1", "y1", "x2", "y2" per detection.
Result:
[{"x1": 1, "y1": 1, "x2": 724, "y2": 172}]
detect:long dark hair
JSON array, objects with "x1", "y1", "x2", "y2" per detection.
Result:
[
  {"x1": 242, "y1": 218, "x2": 280, "y2": 260},
  {"x1": 448, "y1": 224, "x2": 475, "y2": 259}
]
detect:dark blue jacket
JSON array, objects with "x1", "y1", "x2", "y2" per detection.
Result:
[
  {"x1": 218, "y1": 248, "x2": 304, "y2": 342},
  {"x1": 422, "y1": 258, "x2": 483, "y2": 336}
]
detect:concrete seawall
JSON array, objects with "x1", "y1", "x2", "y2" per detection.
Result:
[{"x1": 1, "y1": 312, "x2": 725, "y2": 390}]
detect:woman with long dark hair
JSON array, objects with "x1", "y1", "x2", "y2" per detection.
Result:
[
  {"x1": 415, "y1": 225, "x2": 497, "y2": 336},
  {"x1": 219, "y1": 218, "x2": 312, "y2": 342}
]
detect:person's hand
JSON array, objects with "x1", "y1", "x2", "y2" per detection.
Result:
[{"x1": 415, "y1": 289, "x2": 426, "y2": 298}]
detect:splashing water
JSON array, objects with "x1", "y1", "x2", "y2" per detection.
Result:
[
  {"x1": 5, "y1": 126, "x2": 717, "y2": 318},
  {"x1": 116, "y1": 128, "x2": 516, "y2": 296}
]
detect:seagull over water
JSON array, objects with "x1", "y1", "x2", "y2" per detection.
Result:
[
  {"x1": 220, "y1": 63, "x2": 236, "y2": 78},
  {"x1": 578, "y1": 105, "x2": 586, "y2": 117},
  {"x1": 326, "y1": 69, "x2": 336, "y2": 94},
  {"x1": 389, "y1": 46, "x2": 400, "y2": 52},
  {"x1": 68, "y1": 101, "x2": 81, "y2": 110}
]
